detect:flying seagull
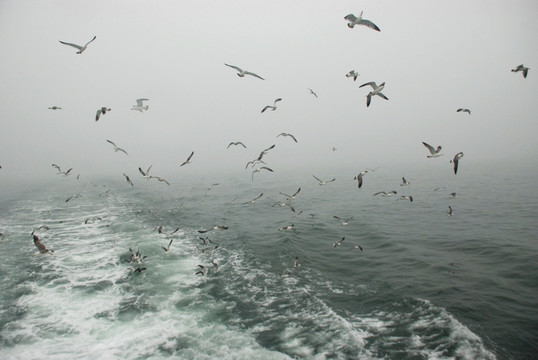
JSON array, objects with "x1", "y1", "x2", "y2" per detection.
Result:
[
  {"x1": 33, "y1": 234, "x2": 53, "y2": 254},
  {"x1": 308, "y1": 88, "x2": 318, "y2": 97},
  {"x1": 150, "y1": 176, "x2": 170, "y2": 185},
  {"x1": 138, "y1": 165, "x2": 153, "y2": 178},
  {"x1": 278, "y1": 224, "x2": 294, "y2": 231},
  {"x1": 333, "y1": 216, "x2": 353, "y2": 226},
  {"x1": 198, "y1": 225, "x2": 229, "y2": 234},
  {"x1": 180, "y1": 151, "x2": 194, "y2": 166},
  {"x1": 346, "y1": 70, "x2": 359, "y2": 81},
  {"x1": 280, "y1": 187, "x2": 301, "y2": 200},
  {"x1": 65, "y1": 193, "x2": 82, "y2": 203},
  {"x1": 131, "y1": 98, "x2": 149, "y2": 112},
  {"x1": 261, "y1": 98, "x2": 282, "y2": 113},
  {"x1": 373, "y1": 191, "x2": 397, "y2": 197},
  {"x1": 227, "y1": 141, "x2": 246, "y2": 149},
  {"x1": 95, "y1": 107, "x2": 111, "y2": 121},
  {"x1": 224, "y1": 63, "x2": 264, "y2": 80},
  {"x1": 123, "y1": 173, "x2": 134, "y2": 186},
  {"x1": 58, "y1": 168, "x2": 73, "y2": 177},
  {"x1": 344, "y1": 12, "x2": 380, "y2": 31},
  {"x1": 48, "y1": 106, "x2": 62, "y2": 110},
  {"x1": 106, "y1": 140, "x2": 128, "y2": 155},
  {"x1": 447, "y1": 206, "x2": 453, "y2": 216},
  {"x1": 354, "y1": 170, "x2": 368, "y2": 188},
  {"x1": 360, "y1": 81, "x2": 388, "y2": 107},
  {"x1": 277, "y1": 132, "x2": 298, "y2": 142},
  {"x1": 313, "y1": 175, "x2": 335, "y2": 185},
  {"x1": 511, "y1": 64, "x2": 529, "y2": 78},
  {"x1": 242, "y1": 193, "x2": 264, "y2": 204},
  {"x1": 422, "y1": 142, "x2": 443, "y2": 158},
  {"x1": 398, "y1": 195, "x2": 413, "y2": 202},
  {"x1": 333, "y1": 237, "x2": 345, "y2": 247},
  {"x1": 59, "y1": 36, "x2": 96, "y2": 54},
  {"x1": 162, "y1": 239, "x2": 173, "y2": 253},
  {"x1": 350, "y1": 245, "x2": 363, "y2": 251},
  {"x1": 400, "y1": 177, "x2": 410, "y2": 186},
  {"x1": 252, "y1": 166, "x2": 273, "y2": 181},
  {"x1": 457, "y1": 108, "x2": 471, "y2": 114},
  {"x1": 451, "y1": 152, "x2": 464, "y2": 174},
  {"x1": 272, "y1": 202, "x2": 295, "y2": 212},
  {"x1": 196, "y1": 265, "x2": 208, "y2": 276}
]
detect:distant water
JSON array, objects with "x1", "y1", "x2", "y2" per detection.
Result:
[{"x1": 1, "y1": 165, "x2": 537, "y2": 359}]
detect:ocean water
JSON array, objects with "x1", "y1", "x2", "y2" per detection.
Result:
[{"x1": 0, "y1": 164, "x2": 537, "y2": 359}]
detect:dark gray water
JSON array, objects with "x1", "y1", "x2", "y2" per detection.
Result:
[{"x1": 1, "y1": 164, "x2": 537, "y2": 359}]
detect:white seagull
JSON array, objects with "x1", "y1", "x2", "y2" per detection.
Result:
[
  {"x1": 398, "y1": 195, "x2": 413, "y2": 202},
  {"x1": 180, "y1": 151, "x2": 194, "y2": 166},
  {"x1": 344, "y1": 12, "x2": 380, "y2": 31},
  {"x1": 422, "y1": 142, "x2": 443, "y2": 158},
  {"x1": 457, "y1": 108, "x2": 471, "y2": 114},
  {"x1": 198, "y1": 225, "x2": 229, "y2": 234},
  {"x1": 373, "y1": 191, "x2": 397, "y2": 197},
  {"x1": 261, "y1": 98, "x2": 282, "y2": 113},
  {"x1": 280, "y1": 187, "x2": 301, "y2": 201},
  {"x1": 346, "y1": 70, "x2": 359, "y2": 81},
  {"x1": 400, "y1": 177, "x2": 410, "y2": 186},
  {"x1": 354, "y1": 170, "x2": 368, "y2": 188},
  {"x1": 511, "y1": 64, "x2": 529, "y2": 78},
  {"x1": 59, "y1": 36, "x2": 96, "y2": 54},
  {"x1": 224, "y1": 63, "x2": 265, "y2": 80},
  {"x1": 162, "y1": 239, "x2": 173, "y2": 253},
  {"x1": 313, "y1": 175, "x2": 335, "y2": 185},
  {"x1": 131, "y1": 98, "x2": 149, "y2": 112},
  {"x1": 333, "y1": 237, "x2": 345, "y2": 247},
  {"x1": 106, "y1": 140, "x2": 128, "y2": 155},
  {"x1": 242, "y1": 193, "x2": 264, "y2": 204},
  {"x1": 360, "y1": 81, "x2": 388, "y2": 107},
  {"x1": 451, "y1": 152, "x2": 464, "y2": 174},
  {"x1": 277, "y1": 132, "x2": 298, "y2": 142},
  {"x1": 252, "y1": 166, "x2": 273, "y2": 181},
  {"x1": 227, "y1": 141, "x2": 246, "y2": 149},
  {"x1": 138, "y1": 165, "x2": 153, "y2": 179},
  {"x1": 123, "y1": 173, "x2": 134, "y2": 187},
  {"x1": 333, "y1": 216, "x2": 353, "y2": 226},
  {"x1": 95, "y1": 107, "x2": 111, "y2": 121}
]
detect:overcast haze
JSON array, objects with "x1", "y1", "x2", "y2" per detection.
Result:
[{"x1": 1, "y1": 0, "x2": 537, "y2": 186}]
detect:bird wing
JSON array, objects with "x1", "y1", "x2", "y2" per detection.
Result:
[
  {"x1": 260, "y1": 166, "x2": 273, "y2": 172},
  {"x1": 366, "y1": 93, "x2": 372, "y2": 107},
  {"x1": 373, "y1": 191, "x2": 386, "y2": 196},
  {"x1": 95, "y1": 109, "x2": 102, "y2": 121},
  {"x1": 344, "y1": 14, "x2": 358, "y2": 22},
  {"x1": 136, "y1": 98, "x2": 149, "y2": 106},
  {"x1": 253, "y1": 193, "x2": 264, "y2": 201},
  {"x1": 244, "y1": 71, "x2": 265, "y2": 80},
  {"x1": 59, "y1": 40, "x2": 83, "y2": 51},
  {"x1": 274, "y1": 98, "x2": 282, "y2": 104},
  {"x1": 106, "y1": 139, "x2": 117, "y2": 147},
  {"x1": 360, "y1": 81, "x2": 377, "y2": 89},
  {"x1": 312, "y1": 175, "x2": 323, "y2": 183},
  {"x1": 377, "y1": 92, "x2": 389, "y2": 100},
  {"x1": 118, "y1": 148, "x2": 128, "y2": 155},
  {"x1": 261, "y1": 106, "x2": 271, "y2": 113},
  {"x1": 288, "y1": 134, "x2": 298, "y2": 142},
  {"x1": 224, "y1": 63, "x2": 243, "y2": 72},
  {"x1": 83, "y1": 36, "x2": 97, "y2": 47},
  {"x1": 359, "y1": 19, "x2": 380, "y2": 31},
  {"x1": 422, "y1": 142, "x2": 436, "y2": 155},
  {"x1": 292, "y1": 188, "x2": 301, "y2": 197},
  {"x1": 138, "y1": 167, "x2": 146, "y2": 176}
]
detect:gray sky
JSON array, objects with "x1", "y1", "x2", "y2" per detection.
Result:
[{"x1": 0, "y1": 0, "x2": 537, "y2": 185}]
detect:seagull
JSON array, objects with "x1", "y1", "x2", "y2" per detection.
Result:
[
  {"x1": 123, "y1": 173, "x2": 134, "y2": 186},
  {"x1": 33, "y1": 234, "x2": 53, "y2": 254},
  {"x1": 198, "y1": 225, "x2": 229, "y2": 233},
  {"x1": 84, "y1": 216, "x2": 103, "y2": 224},
  {"x1": 162, "y1": 239, "x2": 173, "y2": 253},
  {"x1": 333, "y1": 237, "x2": 345, "y2": 247},
  {"x1": 511, "y1": 64, "x2": 529, "y2": 78},
  {"x1": 199, "y1": 236, "x2": 212, "y2": 244},
  {"x1": 211, "y1": 260, "x2": 219, "y2": 273},
  {"x1": 150, "y1": 176, "x2": 170, "y2": 185},
  {"x1": 308, "y1": 88, "x2": 318, "y2": 97},
  {"x1": 333, "y1": 216, "x2": 353, "y2": 226},
  {"x1": 449, "y1": 192, "x2": 457, "y2": 198},
  {"x1": 180, "y1": 151, "x2": 194, "y2": 166},
  {"x1": 400, "y1": 177, "x2": 410, "y2": 186},
  {"x1": 48, "y1": 106, "x2": 62, "y2": 110},
  {"x1": 447, "y1": 206, "x2": 453, "y2": 216},
  {"x1": 252, "y1": 166, "x2": 273, "y2": 181},
  {"x1": 65, "y1": 193, "x2": 82, "y2": 202},
  {"x1": 31, "y1": 225, "x2": 51, "y2": 235},
  {"x1": 242, "y1": 193, "x2": 264, "y2": 204},
  {"x1": 205, "y1": 183, "x2": 219, "y2": 196},
  {"x1": 277, "y1": 133, "x2": 298, "y2": 143},
  {"x1": 224, "y1": 63, "x2": 264, "y2": 80},
  {"x1": 422, "y1": 142, "x2": 443, "y2": 158},
  {"x1": 398, "y1": 195, "x2": 413, "y2": 202},
  {"x1": 59, "y1": 168, "x2": 73, "y2": 177},
  {"x1": 272, "y1": 202, "x2": 295, "y2": 212},
  {"x1": 131, "y1": 98, "x2": 149, "y2": 112},
  {"x1": 350, "y1": 245, "x2": 363, "y2": 251},
  {"x1": 451, "y1": 152, "x2": 464, "y2": 174},
  {"x1": 346, "y1": 70, "x2": 359, "y2": 81},
  {"x1": 280, "y1": 187, "x2": 301, "y2": 201},
  {"x1": 261, "y1": 98, "x2": 282, "y2": 113},
  {"x1": 131, "y1": 267, "x2": 147, "y2": 273},
  {"x1": 360, "y1": 82, "x2": 388, "y2": 107},
  {"x1": 354, "y1": 171, "x2": 368, "y2": 188},
  {"x1": 294, "y1": 256, "x2": 301, "y2": 268},
  {"x1": 95, "y1": 107, "x2": 111, "y2": 121},
  {"x1": 195, "y1": 265, "x2": 208, "y2": 276},
  {"x1": 373, "y1": 191, "x2": 397, "y2": 197},
  {"x1": 257, "y1": 144, "x2": 276, "y2": 161},
  {"x1": 138, "y1": 165, "x2": 153, "y2": 178},
  {"x1": 227, "y1": 141, "x2": 246, "y2": 149},
  {"x1": 344, "y1": 11, "x2": 380, "y2": 31},
  {"x1": 51, "y1": 164, "x2": 61, "y2": 172},
  {"x1": 278, "y1": 224, "x2": 294, "y2": 231},
  {"x1": 457, "y1": 108, "x2": 471, "y2": 114},
  {"x1": 59, "y1": 35, "x2": 96, "y2": 54},
  {"x1": 106, "y1": 140, "x2": 128, "y2": 155},
  {"x1": 313, "y1": 175, "x2": 335, "y2": 185}
]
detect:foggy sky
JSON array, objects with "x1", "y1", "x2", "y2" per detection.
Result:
[{"x1": 0, "y1": 0, "x2": 537, "y2": 187}]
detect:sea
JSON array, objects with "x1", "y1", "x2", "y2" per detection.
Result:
[{"x1": 0, "y1": 163, "x2": 537, "y2": 359}]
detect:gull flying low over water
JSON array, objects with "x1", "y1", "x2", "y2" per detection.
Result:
[
  {"x1": 123, "y1": 173, "x2": 134, "y2": 187},
  {"x1": 360, "y1": 81, "x2": 388, "y2": 107},
  {"x1": 161, "y1": 239, "x2": 173, "y2": 253},
  {"x1": 333, "y1": 216, "x2": 353, "y2": 226},
  {"x1": 95, "y1": 107, "x2": 111, "y2": 121},
  {"x1": 374, "y1": 191, "x2": 397, "y2": 197},
  {"x1": 33, "y1": 234, "x2": 53, "y2": 254},
  {"x1": 242, "y1": 193, "x2": 264, "y2": 204},
  {"x1": 106, "y1": 140, "x2": 128, "y2": 155},
  {"x1": 277, "y1": 133, "x2": 298, "y2": 143},
  {"x1": 180, "y1": 151, "x2": 194, "y2": 166},
  {"x1": 138, "y1": 165, "x2": 153, "y2": 179},
  {"x1": 457, "y1": 108, "x2": 471, "y2": 114},
  {"x1": 280, "y1": 187, "x2": 301, "y2": 200},
  {"x1": 272, "y1": 202, "x2": 295, "y2": 213},
  {"x1": 227, "y1": 141, "x2": 246, "y2": 149},
  {"x1": 224, "y1": 63, "x2": 265, "y2": 80},
  {"x1": 447, "y1": 206, "x2": 453, "y2": 216},
  {"x1": 350, "y1": 245, "x2": 363, "y2": 251},
  {"x1": 354, "y1": 171, "x2": 368, "y2": 188},
  {"x1": 261, "y1": 98, "x2": 282, "y2": 113},
  {"x1": 48, "y1": 106, "x2": 62, "y2": 110},
  {"x1": 450, "y1": 192, "x2": 457, "y2": 198},
  {"x1": 65, "y1": 193, "x2": 82, "y2": 203},
  {"x1": 308, "y1": 88, "x2": 318, "y2": 97},
  {"x1": 313, "y1": 175, "x2": 335, "y2": 185},
  {"x1": 422, "y1": 142, "x2": 443, "y2": 158},
  {"x1": 252, "y1": 166, "x2": 273, "y2": 181},
  {"x1": 511, "y1": 64, "x2": 529, "y2": 78},
  {"x1": 398, "y1": 195, "x2": 413, "y2": 202},
  {"x1": 400, "y1": 177, "x2": 410, "y2": 186},
  {"x1": 278, "y1": 224, "x2": 294, "y2": 231},
  {"x1": 344, "y1": 11, "x2": 380, "y2": 31},
  {"x1": 59, "y1": 35, "x2": 96, "y2": 54},
  {"x1": 333, "y1": 237, "x2": 345, "y2": 247},
  {"x1": 451, "y1": 152, "x2": 464, "y2": 174},
  {"x1": 346, "y1": 70, "x2": 359, "y2": 81},
  {"x1": 198, "y1": 225, "x2": 229, "y2": 234},
  {"x1": 196, "y1": 265, "x2": 208, "y2": 276},
  {"x1": 131, "y1": 98, "x2": 149, "y2": 112},
  {"x1": 58, "y1": 168, "x2": 73, "y2": 177}
]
